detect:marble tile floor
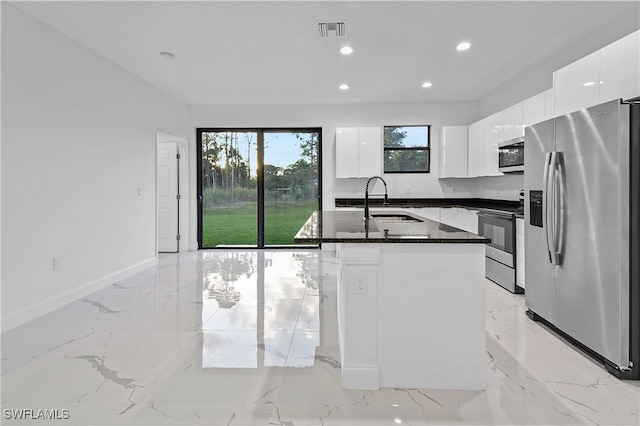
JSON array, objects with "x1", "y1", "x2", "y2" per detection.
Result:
[{"x1": 1, "y1": 249, "x2": 638, "y2": 425}]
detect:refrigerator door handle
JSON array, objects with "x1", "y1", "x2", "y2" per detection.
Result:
[
  {"x1": 543, "y1": 152, "x2": 555, "y2": 264},
  {"x1": 554, "y1": 153, "x2": 565, "y2": 265},
  {"x1": 549, "y1": 151, "x2": 561, "y2": 265}
]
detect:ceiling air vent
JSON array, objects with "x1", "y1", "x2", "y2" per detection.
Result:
[{"x1": 318, "y1": 21, "x2": 347, "y2": 38}]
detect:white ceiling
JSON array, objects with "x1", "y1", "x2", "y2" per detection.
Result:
[{"x1": 11, "y1": 1, "x2": 640, "y2": 105}]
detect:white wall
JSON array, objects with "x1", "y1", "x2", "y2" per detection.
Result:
[{"x1": 1, "y1": 4, "x2": 189, "y2": 330}]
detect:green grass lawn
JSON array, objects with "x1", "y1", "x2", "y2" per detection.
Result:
[{"x1": 202, "y1": 200, "x2": 317, "y2": 246}]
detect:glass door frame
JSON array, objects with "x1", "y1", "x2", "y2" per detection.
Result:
[{"x1": 196, "y1": 127, "x2": 322, "y2": 249}]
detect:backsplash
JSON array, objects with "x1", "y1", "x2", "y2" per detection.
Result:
[
  {"x1": 333, "y1": 173, "x2": 523, "y2": 202},
  {"x1": 468, "y1": 174, "x2": 524, "y2": 201}
]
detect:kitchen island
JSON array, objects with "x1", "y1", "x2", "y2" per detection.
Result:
[{"x1": 295, "y1": 210, "x2": 490, "y2": 390}]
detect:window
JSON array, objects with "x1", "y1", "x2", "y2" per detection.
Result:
[{"x1": 383, "y1": 125, "x2": 430, "y2": 173}]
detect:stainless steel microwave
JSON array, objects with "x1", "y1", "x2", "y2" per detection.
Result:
[{"x1": 498, "y1": 137, "x2": 524, "y2": 173}]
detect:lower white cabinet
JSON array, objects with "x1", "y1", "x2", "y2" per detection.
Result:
[
  {"x1": 340, "y1": 206, "x2": 479, "y2": 235},
  {"x1": 409, "y1": 207, "x2": 440, "y2": 222},
  {"x1": 457, "y1": 209, "x2": 479, "y2": 234},
  {"x1": 439, "y1": 207, "x2": 458, "y2": 228},
  {"x1": 438, "y1": 207, "x2": 478, "y2": 233},
  {"x1": 516, "y1": 218, "x2": 525, "y2": 289}
]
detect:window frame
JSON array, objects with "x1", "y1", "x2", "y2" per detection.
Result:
[{"x1": 382, "y1": 125, "x2": 431, "y2": 174}]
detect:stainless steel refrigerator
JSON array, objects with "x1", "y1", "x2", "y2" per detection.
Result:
[{"x1": 524, "y1": 98, "x2": 639, "y2": 380}]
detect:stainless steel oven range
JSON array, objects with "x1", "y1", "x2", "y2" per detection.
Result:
[{"x1": 477, "y1": 209, "x2": 522, "y2": 294}]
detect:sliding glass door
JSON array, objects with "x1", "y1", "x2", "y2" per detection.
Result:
[
  {"x1": 197, "y1": 128, "x2": 321, "y2": 248},
  {"x1": 199, "y1": 131, "x2": 258, "y2": 246},
  {"x1": 263, "y1": 131, "x2": 319, "y2": 245}
]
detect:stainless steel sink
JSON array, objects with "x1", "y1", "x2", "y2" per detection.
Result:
[{"x1": 371, "y1": 213, "x2": 423, "y2": 223}]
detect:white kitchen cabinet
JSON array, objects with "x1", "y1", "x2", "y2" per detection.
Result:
[
  {"x1": 503, "y1": 102, "x2": 524, "y2": 141},
  {"x1": 484, "y1": 111, "x2": 504, "y2": 176},
  {"x1": 554, "y1": 50, "x2": 601, "y2": 116},
  {"x1": 409, "y1": 207, "x2": 440, "y2": 222},
  {"x1": 439, "y1": 207, "x2": 459, "y2": 228},
  {"x1": 335, "y1": 128, "x2": 359, "y2": 178},
  {"x1": 516, "y1": 218, "x2": 525, "y2": 289},
  {"x1": 410, "y1": 207, "x2": 477, "y2": 233},
  {"x1": 467, "y1": 120, "x2": 485, "y2": 177},
  {"x1": 440, "y1": 126, "x2": 468, "y2": 178},
  {"x1": 358, "y1": 127, "x2": 383, "y2": 178},
  {"x1": 600, "y1": 30, "x2": 640, "y2": 103},
  {"x1": 335, "y1": 127, "x2": 381, "y2": 178},
  {"x1": 457, "y1": 208, "x2": 479, "y2": 234},
  {"x1": 544, "y1": 88, "x2": 555, "y2": 120},
  {"x1": 523, "y1": 92, "x2": 546, "y2": 128},
  {"x1": 554, "y1": 30, "x2": 640, "y2": 117}
]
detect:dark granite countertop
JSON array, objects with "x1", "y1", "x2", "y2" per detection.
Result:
[
  {"x1": 336, "y1": 197, "x2": 521, "y2": 211},
  {"x1": 334, "y1": 197, "x2": 525, "y2": 218},
  {"x1": 294, "y1": 211, "x2": 490, "y2": 244}
]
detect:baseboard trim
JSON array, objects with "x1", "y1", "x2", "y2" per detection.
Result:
[
  {"x1": 341, "y1": 364, "x2": 380, "y2": 390},
  {"x1": 1, "y1": 257, "x2": 157, "y2": 333}
]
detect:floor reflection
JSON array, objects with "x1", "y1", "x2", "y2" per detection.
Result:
[{"x1": 201, "y1": 251, "x2": 320, "y2": 369}]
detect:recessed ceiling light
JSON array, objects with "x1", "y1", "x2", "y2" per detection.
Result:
[
  {"x1": 583, "y1": 81, "x2": 596, "y2": 87},
  {"x1": 160, "y1": 51, "x2": 175, "y2": 60},
  {"x1": 339, "y1": 83, "x2": 350, "y2": 90},
  {"x1": 340, "y1": 46, "x2": 354, "y2": 55},
  {"x1": 421, "y1": 82, "x2": 433, "y2": 88},
  {"x1": 456, "y1": 41, "x2": 471, "y2": 51}
]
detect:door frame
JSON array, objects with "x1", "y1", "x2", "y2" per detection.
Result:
[
  {"x1": 157, "y1": 131, "x2": 188, "y2": 253},
  {"x1": 196, "y1": 127, "x2": 322, "y2": 248}
]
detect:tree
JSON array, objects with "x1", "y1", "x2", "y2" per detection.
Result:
[
  {"x1": 202, "y1": 132, "x2": 221, "y2": 188},
  {"x1": 383, "y1": 127, "x2": 407, "y2": 148},
  {"x1": 294, "y1": 132, "x2": 319, "y2": 168}
]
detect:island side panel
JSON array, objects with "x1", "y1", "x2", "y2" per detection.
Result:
[
  {"x1": 377, "y1": 243, "x2": 486, "y2": 390},
  {"x1": 337, "y1": 243, "x2": 381, "y2": 389}
]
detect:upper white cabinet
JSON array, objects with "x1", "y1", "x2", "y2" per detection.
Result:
[
  {"x1": 467, "y1": 120, "x2": 485, "y2": 178},
  {"x1": 554, "y1": 50, "x2": 601, "y2": 117},
  {"x1": 335, "y1": 127, "x2": 359, "y2": 178},
  {"x1": 544, "y1": 88, "x2": 555, "y2": 120},
  {"x1": 503, "y1": 102, "x2": 524, "y2": 141},
  {"x1": 335, "y1": 127, "x2": 381, "y2": 178},
  {"x1": 440, "y1": 126, "x2": 468, "y2": 178},
  {"x1": 523, "y1": 91, "x2": 546, "y2": 128},
  {"x1": 554, "y1": 30, "x2": 640, "y2": 117},
  {"x1": 600, "y1": 30, "x2": 640, "y2": 103},
  {"x1": 484, "y1": 111, "x2": 504, "y2": 176}
]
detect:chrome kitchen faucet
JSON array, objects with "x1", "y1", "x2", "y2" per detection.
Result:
[{"x1": 364, "y1": 176, "x2": 389, "y2": 221}]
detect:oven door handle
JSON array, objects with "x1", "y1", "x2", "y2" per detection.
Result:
[{"x1": 476, "y1": 212, "x2": 514, "y2": 220}]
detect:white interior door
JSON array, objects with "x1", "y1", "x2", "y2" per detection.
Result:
[{"x1": 158, "y1": 141, "x2": 179, "y2": 252}]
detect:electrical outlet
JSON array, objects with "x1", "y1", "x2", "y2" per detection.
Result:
[
  {"x1": 354, "y1": 275, "x2": 368, "y2": 295},
  {"x1": 52, "y1": 257, "x2": 62, "y2": 271}
]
